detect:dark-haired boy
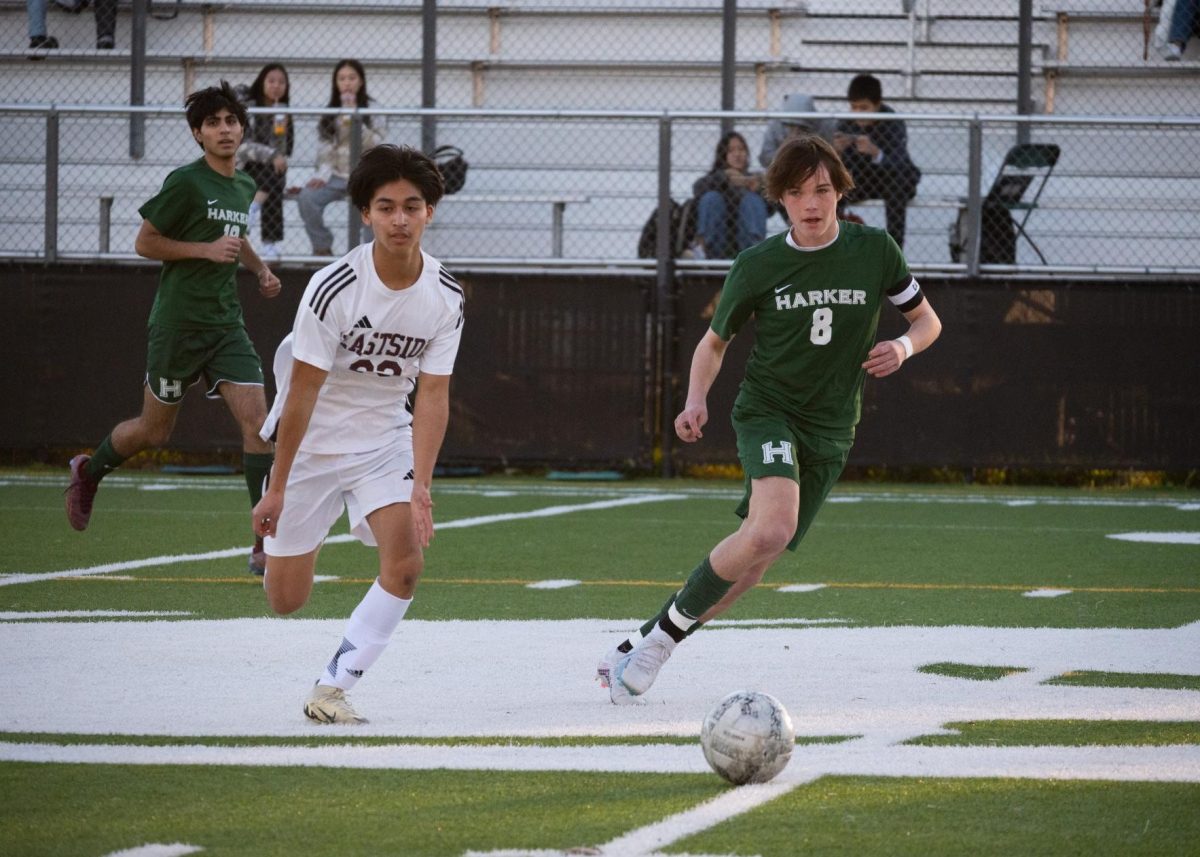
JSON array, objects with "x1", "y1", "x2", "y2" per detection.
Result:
[
  {"x1": 253, "y1": 145, "x2": 464, "y2": 724},
  {"x1": 599, "y1": 134, "x2": 941, "y2": 704},
  {"x1": 832, "y1": 73, "x2": 922, "y2": 248},
  {"x1": 65, "y1": 81, "x2": 282, "y2": 577}
]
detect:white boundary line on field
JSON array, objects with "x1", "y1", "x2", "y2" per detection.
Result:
[
  {"x1": 0, "y1": 494, "x2": 685, "y2": 587},
  {"x1": 6, "y1": 472, "x2": 1198, "y2": 510},
  {"x1": 102, "y1": 845, "x2": 204, "y2": 857}
]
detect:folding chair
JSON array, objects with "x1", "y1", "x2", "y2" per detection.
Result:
[{"x1": 986, "y1": 143, "x2": 1060, "y2": 264}]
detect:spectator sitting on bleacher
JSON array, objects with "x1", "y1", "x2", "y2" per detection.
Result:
[
  {"x1": 236, "y1": 64, "x2": 294, "y2": 262},
  {"x1": 298, "y1": 59, "x2": 386, "y2": 256},
  {"x1": 1162, "y1": 0, "x2": 1199, "y2": 60},
  {"x1": 758, "y1": 92, "x2": 835, "y2": 169},
  {"x1": 26, "y1": 0, "x2": 58, "y2": 53},
  {"x1": 832, "y1": 73, "x2": 921, "y2": 249},
  {"x1": 691, "y1": 130, "x2": 768, "y2": 259},
  {"x1": 27, "y1": 0, "x2": 117, "y2": 51}
]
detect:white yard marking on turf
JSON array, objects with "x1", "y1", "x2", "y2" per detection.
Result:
[
  {"x1": 599, "y1": 779, "x2": 802, "y2": 856},
  {"x1": 103, "y1": 845, "x2": 203, "y2": 857},
  {"x1": 1022, "y1": 589, "x2": 1072, "y2": 599},
  {"x1": 705, "y1": 617, "x2": 846, "y2": 626},
  {"x1": 0, "y1": 610, "x2": 192, "y2": 621},
  {"x1": 776, "y1": 583, "x2": 827, "y2": 593},
  {"x1": 5, "y1": 617, "x2": 1200, "y2": 856},
  {"x1": 1107, "y1": 531, "x2": 1200, "y2": 545},
  {"x1": 0, "y1": 494, "x2": 685, "y2": 587},
  {"x1": 312, "y1": 575, "x2": 339, "y2": 584},
  {"x1": 526, "y1": 579, "x2": 582, "y2": 590}
]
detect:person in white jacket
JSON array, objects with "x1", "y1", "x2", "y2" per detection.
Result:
[{"x1": 298, "y1": 59, "x2": 386, "y2": 255}]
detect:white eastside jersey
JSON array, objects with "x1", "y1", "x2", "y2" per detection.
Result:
[{"x1": 261, "y1": 242, "x2": 464, "y2": 454}]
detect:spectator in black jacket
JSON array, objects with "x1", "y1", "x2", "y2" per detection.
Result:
[{"x1": 833, "y1": 74, "x2": 921, "y2": 248}]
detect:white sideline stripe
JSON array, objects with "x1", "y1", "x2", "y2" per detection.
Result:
[
  {"x1": 103, "y1": 845, "x2": 203, "y2": 857},
  {"x1": 6, "y1": 473, "x2": 1198, "y2": 509},
  {"x1": 526, "y1": 579, "x2": 582, "y2": 589},
  {"x1": 1023, "y1": 589, "x2": 1071, "y2": 599},
  {"x1": 599, "y1": 778, "x2": 804, "y2": 856},
  {"x1": 0, "y1": 494, "x2": 684, "y2": 587},
  {"x1": 776, "y1": 584, "x2": 827, "y2": 593},
  {"x1": 6, "y1": 742, "x2": 1199, "y2": 782},
  {"x1": 705, "y1": 617, "x2": 845, "y2": 625},
  {"x1": 1107, "y1": 531, "x2": 1200, "y2": 545},
  {"x1": 0, "y1": 610, "x2": 192, "y2": 621}
]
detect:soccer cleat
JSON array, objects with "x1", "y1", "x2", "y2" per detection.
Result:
[
  {"x1": 614, "y1": 627, "x2": 677, "y2": 698},
  {"x1": 596, "y1": 644, "x2": 624, "y2": 689},
  {"x1": 303, "y1": 683, "x2": 368, "y2": 725},
  {"x1": 65, "y1": 454, "x2": 100, "y2": 531},
  {"x1": 248, "y1": 537, "x2": 266, "y2": 576}
]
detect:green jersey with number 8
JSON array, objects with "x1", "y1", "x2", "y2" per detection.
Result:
[
  {"x1": 138, "y1": 157, "x2": 257, "y2": 329},
  {"x1": 710, "y1": 221, "x2": 923, "y2": 441}
]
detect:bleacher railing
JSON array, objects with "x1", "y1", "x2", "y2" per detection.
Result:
[{"x1": 2, "y1": 103, "x2": 1199, "y2": 278}]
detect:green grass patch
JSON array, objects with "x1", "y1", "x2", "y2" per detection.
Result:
[
  {"x1": 917, "y1": 662, "x2": 1029, "y2": 681},
  {"x1": 0, "y1": 762, "x2": 721, "y2": 857},
  {"x1": 669, "y1": 776, "x2": 1200, "y2": 857},
  {"x1": 1044, "y1": 671, "x2": 1200, "y2": 691},
  {"x1": 905, "y1": 720, "x2": 1200, "y2": 747}
]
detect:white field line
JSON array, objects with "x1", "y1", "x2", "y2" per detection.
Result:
[
  {"x1": 5, "y1": 473, "x2": 1197, "y2": 509},
  {"x1": 102, "y1": 845, "x2": 204, "y2": 857},
  {"x1": 0, "y1": 493, "x2": 685, "y2": 587},
  {"x1": 0, "y1": 610, "x2": 192, "y2": 620}
]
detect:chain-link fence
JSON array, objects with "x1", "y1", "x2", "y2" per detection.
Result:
[
  {"x1": 3, "y1": 1, "x2": 1199, "y2": 272},
  {"x1": 6, "y1": 1, "x2": 1198, "y2": 113},
  {"x1": 4, "y1": 103, "x2": 1199, "y2": 272}
]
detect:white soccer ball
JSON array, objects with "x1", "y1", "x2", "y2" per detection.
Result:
[{"x1": 700, "y1": 690, "x2": 795, "y2": 785}]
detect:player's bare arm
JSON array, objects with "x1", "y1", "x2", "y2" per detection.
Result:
[
  {"x1": 863, "y1": 296, "x2": 942, "y2": 379},
  {"x1": 238, "y1": 241, "x2": 282, "y2": 298},
  {"x1": 410, "y1": 371, "x2": 451, "y2": 548},
  {"x1": 675, "y1": 328, "x2": 731, "y2": 443},
  {"x1": 134, "y1": 219, "x2": 242, "y2": 264},
  {"x1": 252, "y1": 359, "x2": 327, "y2": 538}
]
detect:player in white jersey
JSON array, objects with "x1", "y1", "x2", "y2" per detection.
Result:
[{"x1": 252, "y1": 145, "x2": 464, "y2": 724}]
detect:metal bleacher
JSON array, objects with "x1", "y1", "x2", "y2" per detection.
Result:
[{"x1": 2, "y1": 0, "x2": 1199, "y2": 272}]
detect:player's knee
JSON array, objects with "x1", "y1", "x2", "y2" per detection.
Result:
[
  {"x1": 266, "y1": 588, "x2": 306, "y2": 616},
  {"x1": 380, "y1": 554, "x2": 423, "y2": 598},
  {"x1": 743, "y1": 518, "x2": 794, "y2": 558}
]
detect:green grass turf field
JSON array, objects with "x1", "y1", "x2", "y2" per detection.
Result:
[{"x1": 1, "y1": 470, "x2": 1198, "y2": 856}]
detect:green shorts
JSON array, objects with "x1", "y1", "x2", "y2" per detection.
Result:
[
  {"x1": 732, "y1": 406, "x2": 852, "y2": 551},
  {"x1": 144, "y1": 324, "x2": 264, "y2": 405}
]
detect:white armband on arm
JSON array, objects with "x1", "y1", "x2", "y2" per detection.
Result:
[{"x1": 896, "y1": 334, "x2": 914, "y2": 360}]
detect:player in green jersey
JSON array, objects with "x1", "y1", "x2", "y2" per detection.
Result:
[
  {"x1": 600, "y1": 134, "x2": 942, "y2": 703},
  {"x1": 65, "y1": 81, "x2": 283, "y2": 576}
]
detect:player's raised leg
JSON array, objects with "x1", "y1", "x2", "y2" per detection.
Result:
[
  {"x1": 611, "y1": 476, "x2": 798, "y2": 702},
  {"x1": 65, "y1": 385, "x2": 180, "y2": 531}
]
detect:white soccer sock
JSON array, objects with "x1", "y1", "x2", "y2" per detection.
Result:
[{"x1": 318, "y1": 579, "x2": 411, "y2": 691}]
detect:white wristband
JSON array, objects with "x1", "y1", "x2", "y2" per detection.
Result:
[{"x1": 896, "y1": 334, "x2": 914, "y2": 360}]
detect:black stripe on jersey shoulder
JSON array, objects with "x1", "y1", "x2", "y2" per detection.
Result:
[
  {"x1": 438, "y1": 266, "x2": 464, "y2": 298},
  {"x1": 886, "y1": 274, "x2": 915, "y2": 296},
  {"x1": 310, "y1": 264, "x2": 356, "y2": 322}
]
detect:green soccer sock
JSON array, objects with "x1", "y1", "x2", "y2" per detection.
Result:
[
  {"x1": 243, "y1": 452, "x2": 274, "y2": 507},
  {"x1": 657, "y1": 556, "x2": 733, "y2": 642},
  {"x1": 84, "y1": 435, "x2": 126, "y2": 482}
]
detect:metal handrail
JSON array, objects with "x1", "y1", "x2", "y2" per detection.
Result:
[{"x1": 6, "y1": 104, "x2": 1200, "y2": 277}]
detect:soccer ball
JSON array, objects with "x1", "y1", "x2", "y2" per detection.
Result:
[{"x1": 700, "y1": 690, "x2": 795, "y2": 785}]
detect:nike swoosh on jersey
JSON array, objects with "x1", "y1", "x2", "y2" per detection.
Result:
[
  {"x1": 207, "y1": 198, "x2": 219, "y2": 204},
  {"x1": 774, "y1": 283, "x2": 793, "y2": 294}
]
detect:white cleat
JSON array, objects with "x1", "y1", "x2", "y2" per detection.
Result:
[
  {"x1": 303, "y1": 683, "x2": 368, "y2": 725},
  {"x1": 613, "y1": 627, "x2": 677, "y2": 699}
]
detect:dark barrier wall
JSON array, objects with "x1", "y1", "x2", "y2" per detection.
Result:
[
  {"x1": 674, "y1": 275, "x2": 1198, "y2": 470},
  {"x1": 2, "y1": 262, "x2": 1196, "y2": 470},
  {"x1": 0, "y1": 263, "x2": 651, "y2": 466}
]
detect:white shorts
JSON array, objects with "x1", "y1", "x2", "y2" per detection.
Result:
[{"x1": 265, "y1": 431, "x2": 414, "y2": 557}]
